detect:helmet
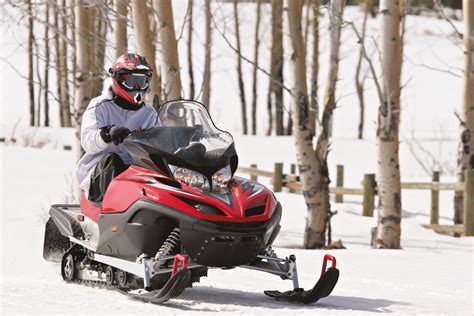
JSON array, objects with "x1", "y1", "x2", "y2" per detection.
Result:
[{"x1": 109, "y1": 53, "x2": 153, "y2": 106}]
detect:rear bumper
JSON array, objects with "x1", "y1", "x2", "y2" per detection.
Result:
[{"x1": 180, "y1": 203, "x2": 282, "y2": 267}]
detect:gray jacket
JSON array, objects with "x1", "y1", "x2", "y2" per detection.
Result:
[{"x1": 76, "y1": 84, "x2": 158, "y2": 192}]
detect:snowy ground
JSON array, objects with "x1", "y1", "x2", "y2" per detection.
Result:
[
  {"x1": 1, "y1": 140, "x2": 472, "y2": 315},
  {"x1": 1, "y1": 2, "x2": 473, "y2": 315}
]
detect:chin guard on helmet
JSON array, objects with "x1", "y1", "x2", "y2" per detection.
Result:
[{"x1": 109, "y1": 53, "x2": 153, "y2": 106}]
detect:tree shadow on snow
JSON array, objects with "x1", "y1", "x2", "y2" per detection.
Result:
[{"x1": 162, "y1": 286, "x2": 410, "y2": 313}]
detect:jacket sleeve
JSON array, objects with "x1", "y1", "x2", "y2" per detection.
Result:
[{"x1": 80, "y1": 103, "x2": 109, "y2": 154}]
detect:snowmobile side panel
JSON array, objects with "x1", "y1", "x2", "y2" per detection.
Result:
[{"x1": 96, "y1": 199, "x2": 197, "y2": 261}]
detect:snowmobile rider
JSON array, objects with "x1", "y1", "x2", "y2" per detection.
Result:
[{"x1": 76, "y1": 53, "x2": 159, "y2": 202}]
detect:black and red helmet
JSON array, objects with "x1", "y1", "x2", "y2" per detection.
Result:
[{"x1": 109, "y1": 53, "x2": 153, "y2": 106}]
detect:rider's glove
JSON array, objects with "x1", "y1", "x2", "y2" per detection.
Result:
[{"x1": 100, "y1": 125, "x2": 130, "y2": 145}]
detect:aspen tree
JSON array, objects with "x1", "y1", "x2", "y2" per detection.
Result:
[
  {"x1": 132, "y1": 0, "x2": 161, "y2": 107},
  {"x1": 186, "y1": 0, "x2": 195, "y2": 99},
  {"x1": 114, "y1": 0, "x2": 128, "y2": 57},
  {"x1": 455, "y1": 0, "x2": 474, "y2": 224},
  {"x1": 202, "y1": 0, "x2": 212, "y2": 108},
  {"x1": 374, "y1": 0, "x2": 403, "y2": 249},
  {"x1": 27, "y1": 0, "x2": 35, "y2": 126},
  {"x1": 153, "y1": 0, "x2": 182, "y2": 101},
  {"x1": 233, "y1": 0, "x2": 248, "y2": 135},
  {"x1": 44, "y1": 1, "x2": 50, "y2": 127},
  {"x1": 251, "y1": 0, "x2": 262, "y2": 135},
  {"x1": 284, "y1": 0, "x2": 344, "y2": 248}
]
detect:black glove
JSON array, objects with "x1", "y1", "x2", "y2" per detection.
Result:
[{"x1": 100, "y1": 125, "x2": 130, "y2": 145}]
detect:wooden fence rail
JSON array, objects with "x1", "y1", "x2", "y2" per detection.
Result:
[{"x1": 236, "y1": 163, "x2": 474, "y2": 237}]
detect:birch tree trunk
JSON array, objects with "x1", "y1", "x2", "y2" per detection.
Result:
[
  {"x1": 284, "y1": 0, "x2": 327, "y2": 249},
  {"x1": 309, "y1": 0, "x2": 320, "y2": 137},
  {"x1": 53, "y1": 1, "x2": 64, "y2": 126},
  {"x1": 90, "y1": 5, "x2": 107, "y2": 98},
  {"x1": 35, "y1": 39, "x2": 42, "y2": 127},
  {"x1": 266, "y1": 0, "x2": 284, "y2": 136},
  {"x1": 251, "y1": 0, "x2": 262, "y2": 135},
  {"x1": 74, "y1": 0, "x2": 94, "y2": 161},
  {"x1": 233, "y1": 0, "x2": 248, "y2": 135},
  {"x1": 70, "y1": 2, "x2": 77, "y2": 109},
  {"x1": 186, "y1": 0, "x2": 195, "y2": 99},
  {"x1": 455, "y1": 0, "x2": 474, "y2": 224},
  {"x1": 114, "y1": 0, "x2": 128, "y2": 57},
  {"x1": 355, "y1": 0, "x2": 371, "y2": 140},
  {"x1": 374, "y1": 0, "x2": 403, "y2": 249},
  {"x1": 60, "y1": 0, "x2": 72, "y2": 127},
  {"x1": 323, "y1": 0, "x2": 344, "y2": 140},
  {"x1": 44, "y1": 1, "x2": 50, "y2": 127},
  {"x1": 132, "y1": 0, "x2": 161, "y2": 108},
  {"x1": 27, "y1": 0, "x2": 35, "y2": 126},
  {"x1": 154, "y1": 0, "x2": 182, "y2": 101},
  {"x1": 202, "y1": 0, "x2": 212, "y2": 108}
]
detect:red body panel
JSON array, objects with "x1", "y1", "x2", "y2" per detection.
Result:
[{"x1": 81, "y1": 165, "x2": 277, "y2": 223}]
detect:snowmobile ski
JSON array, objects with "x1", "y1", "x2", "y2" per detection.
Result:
[
  {"x1": 264, "y1": 254, "x2": 340, "y2": 304},
  {"x1": 264, "y1": 267, "x2": 339, "y2": 304},
  {"x1": 117, "y1": 269, "x2": 192, "y2": 304}
]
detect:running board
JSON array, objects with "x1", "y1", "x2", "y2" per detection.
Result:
[{"x1": 92, "y1": 253, "x2": 203, "y2": 280}]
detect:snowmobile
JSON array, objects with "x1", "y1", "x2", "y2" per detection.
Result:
[{"x1": 43, "y1": 100, "x2": 339, "y2": 304}]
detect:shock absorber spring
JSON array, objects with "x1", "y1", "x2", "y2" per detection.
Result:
[
  {"x1": 154, "y1": 227, "x2": 181, "y2": 266},
  {"x1": 265, "y1": 245, "x2": 277, "y2": 258}
]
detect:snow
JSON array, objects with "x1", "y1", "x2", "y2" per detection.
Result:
[
  {"x1": 1, "y1": 2, "x2": 473, "y2": 315},
  {"x1": 1, "y1": 141, "x2": 473, "y2": 314}
]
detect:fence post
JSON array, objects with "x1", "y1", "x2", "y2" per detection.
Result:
[
  {"x1": 250, "y1": 163, "x2": 258, "y2": 182},
  {"x1": 464, "y1": 169, "x2": 474, "y2": 236},
  {"x1": 430, "y1": 171, "x2": 440, "y2": 225},
  {"x1": 273, "y1": 163, "x2": 283, "y2": 192},
  {"x1": 363, "y1": 174, "x2": 376, "y2": 217},
  {"x1": 290, "y1": 164, "x2": 296, "y2": 174},
  {"x1": 336, "y1": 165, "x2": 344, "y2": 203},
  {"x1": 289, "y1": 164, "x2": 297, "y2": 193}
]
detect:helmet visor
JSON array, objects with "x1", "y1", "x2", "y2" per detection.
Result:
[{"x1": 118, "y1": 73, "x2": 150, "y2": 91}]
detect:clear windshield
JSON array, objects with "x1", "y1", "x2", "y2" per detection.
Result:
[{"x1": 127, "y1": 100, "x2": 235, "y2": 168}]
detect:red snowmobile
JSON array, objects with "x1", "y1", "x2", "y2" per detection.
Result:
[{"x1": 43, "y1": 100, "x2": 339, "y2": 304}]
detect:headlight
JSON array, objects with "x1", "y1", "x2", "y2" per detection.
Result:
[
  {"x1": 171, "y1": 165, "x2": 210, "y2": 190},
  {"x1": 212, "y1": 165, "x2": 232, "y2": 193}
]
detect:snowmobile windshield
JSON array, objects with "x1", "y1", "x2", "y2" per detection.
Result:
[{"x1": 126, "y1": 100, "x2": 238, "y2": 177}]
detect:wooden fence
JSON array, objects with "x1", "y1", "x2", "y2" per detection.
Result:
[{"x1": 236, "y1": 163, "x2": 474, "y2": 237}]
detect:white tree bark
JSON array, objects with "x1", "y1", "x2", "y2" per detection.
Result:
[
  {"x1": 132, "y1": 0, "x2": 161, "y2": 107},
  {"x1": 355, "y1": 0, "x2": 371, "y2": 140},
  {"x1": 284, "y1": 0, "x2": 329, "y2": 248},
  {"x1": 44, "y1": 0, "x2": 50, "y2": 127},
  {"x1": 267, "y1": 0, "x2": 284, "y2": 136},
  {"x1": 202, "y1": 0, "x2": 212, "y2": 108},
  {"x1": 27, "y1": 0, "x2": 35, "y2": 126},
  {"x1": 251, "y1": 0, "x2": 262, "y2": 135},
  {"x1": 153, "y1": 0, "x2": 182, "y2": 101},
  {"x1": 455, "y1": 0, "x2": 474, "y2": 223},
  {"x1": 186, "y1": 0, "x2": 195, "y2": 99},
  {"x1": 114, "y1": 0, "x2": 128, "y2": 57},
  {"x1": 374, "y1": 0, "x2": 403, "y2": 249},
  {"x1": 74, "y1": 0, "x2": 94, "y2": 161},
  {"x1": 233, "y1": 0, "x2": 248, "y2": 135},
  {"x1": 309, "y1": 0, "x2": 319, "y2": 137},
  {"x1": 59, "y1": 0, "x2": 72, "y2": 127}
]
